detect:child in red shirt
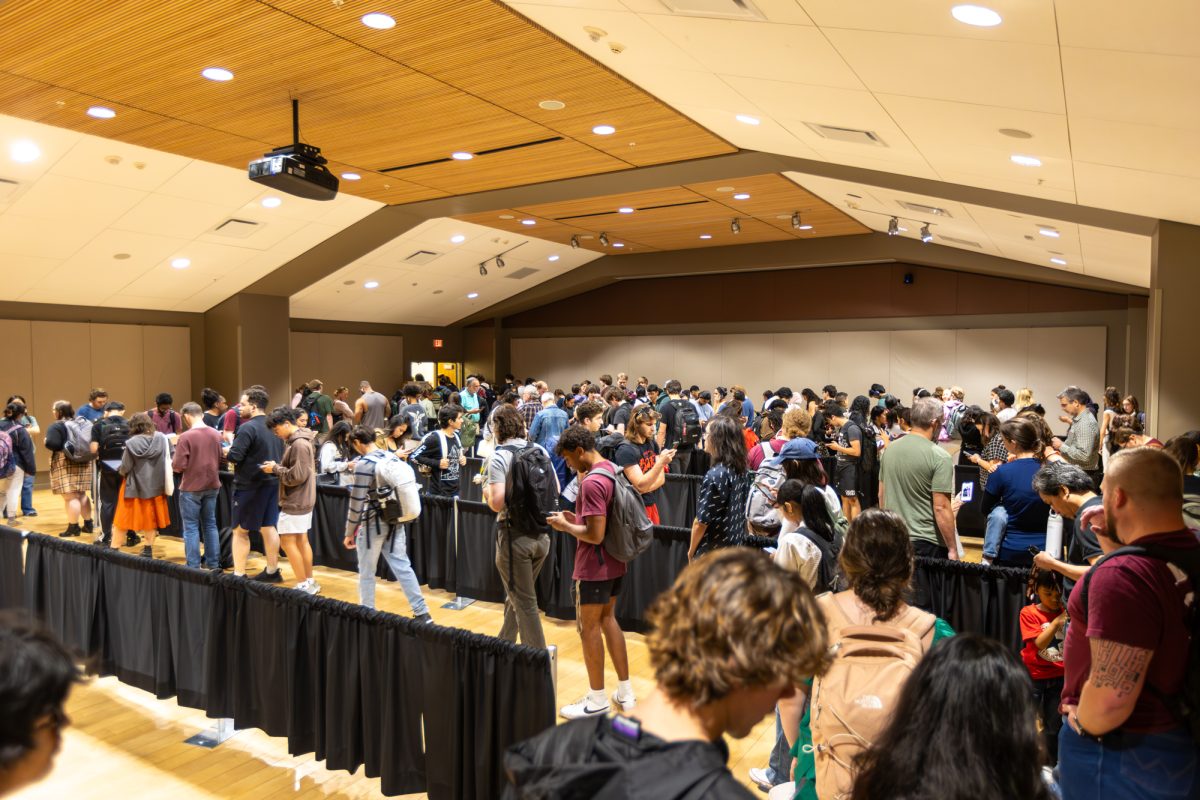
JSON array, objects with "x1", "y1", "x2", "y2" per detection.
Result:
[{"x1": 1020, "y1": 569, "x2": 1066, "y2": 766}]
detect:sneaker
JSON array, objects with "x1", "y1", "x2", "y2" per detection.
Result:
[
  {"x1": 560, "y1": 696, "x2": 610, "y2": 720},
  {"x1": 140, "y1": 545, "x2": 153, "y2": 559},
  {"x1": 748, "y1": 767, "x2": 775, "y2": 793},
  {"x1": 413, "y1": 612, "x2": 433, "y2": 624},
  {"x1": 612, "y1": 691, "x2": 637, "y2": 712},
  {"x1": 251, "y1": 568, "x2": 283, "y2": 584},
  {"x1": 124, "y1": 533, "x2": 141, "y2": 547},
  {"x1": 306, "y1": 579, "x2": 321, "y2": 596},
  {"x1": 23, "y1": 510, "x2": 37, "y2": 518},
  {"x1": 82, "y1": 520, "x2": 94, "y2": 534},
  {"x1": 6, "y1": 518, "x2": 18, "y2": 528}
]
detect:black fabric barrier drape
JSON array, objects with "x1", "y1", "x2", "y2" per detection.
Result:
[
  {"x1": 0, "y1": 525, "x2": 23, "y2": 609},
  {"x1": 306, "y1": 485, "x2": 395, "y2": 581},
  {"x1": 454, "y1": 500, "x2": 506, "y2": 603},
  {"x1": 163, "y1": 472, "x2": 259, "y2": 568},
  {"x1": 657, "y1": 475, "x2": 700, "y2": 528},
  {"x1": 613, "y1": 526, "x2": 691, "y2": 633},
  {"x1": 20, "y1": 531, "x2": 555, "y2": 799},
  {"x1": 912, "y1": 556, "x2": 1028, "y2": 650},
  {"x1": 535, "y1": 527, "x2": 576, "y2": 620},
  {"x1": 408, "y1": 494, "x2": 457, "y2": 592}
]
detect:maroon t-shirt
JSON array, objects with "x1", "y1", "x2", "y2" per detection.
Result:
[
  {"x1": 1061, "y1": 529, "x2": 1199, "y2": 732},
  {"x1": 571, "y1": 460, "x2": 627, "y2": 583}
]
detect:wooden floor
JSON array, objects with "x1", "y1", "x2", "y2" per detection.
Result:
[{"x1": 10, "y1": 489, "x2": 778, "y2": 799}]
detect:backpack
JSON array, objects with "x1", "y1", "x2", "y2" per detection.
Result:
[
  {"x1": 746, "y1": 454, "x2": 786, "y2": 536},
  {"x1": 372, "y1": 452, "x2": 421, "y2": 525},
  {"x1": 502, "y1": 443, "x2": 560, "y2": 537},
  {"x1": 944, "y1": 403, "x2": 967, "y2": 440},
  {"x1": 667, "y1": 399, "x2": 701, "y2": 448},
  {"x1": 596, "y1": 432, "x2": 626, "y2": 463},
  {"x1": 299, "y1": 392, "x2": 324, "y2": 430},
  {"x1": 808, "y1": 593, "x2": 936, "y2": 800},
  {"x1": 63, "y1": 417, "x2": 97, "y2": 463},
  {"x1": 97, "y1": 416, "x2": 130, "y2": 457},
  {"x1": 0, "y1": 429, "x2": 14, "y2": 479},
  {"x1": 588, "y1": 462, "x2": 654, "y2": 563},
  {"x1": 1077, "y1": 542, "x2": 1200, "y2": 745},
  {"x1": 858, "y1": 424, "x2": 878, "y2": 482}
]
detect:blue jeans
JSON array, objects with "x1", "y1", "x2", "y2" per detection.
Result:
[
  {"x1": 764, "y1": 708, "x2": 790, "y2": 785},
  {"x1": 1059, "y1": 722, "x2": 1198, "y2": 799},
  {"x1": 356, "y1": 522, "x2": 428, "y2": 616},
  {"x1": 21, "y1": 471, "x2": 34, "y2": 515},
  {"x1": 179, "y1": 489, "x2": 220, "y2": 569},
  {"x1": 983, "y1": 504, "x2": 1008, "y2": 560}
]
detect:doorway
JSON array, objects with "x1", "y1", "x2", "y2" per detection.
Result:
[
  {"x1": 410, "y1": 362, "x2": 435, "y2": 384},
  {"x1": 438, "y1": 362, "x2": 461, "y2": 388}
]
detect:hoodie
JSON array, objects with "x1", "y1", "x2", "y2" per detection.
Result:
[
  {"x1": 119, "y1": 432, "x2": 171, "y2": 499},
  {"x1": 273, "y1": 427, "x2": 316, "y2": 515}
]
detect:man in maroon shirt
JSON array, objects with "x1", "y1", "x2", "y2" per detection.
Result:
[
  {"x1": 1059, "y1": 447, "x2": 1199, "y2": 799},
  {"x1": 172, "y1": 402, "x2": 224, "y2": 570},
  {"x1": 547, "y1": 426, "x2": 635, "y2": 721}
]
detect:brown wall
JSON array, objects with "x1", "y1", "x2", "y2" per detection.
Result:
[
  {"x1": 463, "y1": 325, "x2": 496, "y2": 383},
  {"x1": 289, "y1": 332, "x2": 405, "y2": 403},
  {"x1": 290, "y1": 318, "x2": 463, "y2": 370},
  {"x1": 503, "y1": 263, "x2": 1129, "y2": 328}
]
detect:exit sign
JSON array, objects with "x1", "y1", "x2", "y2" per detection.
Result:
[{"x1": 433, "y1": 339, "x2": 443, "y2": 349}]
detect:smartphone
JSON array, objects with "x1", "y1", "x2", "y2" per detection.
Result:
[
  {"x1": 960, "y1": 481, "x2": 973, "y2": 503},
  {"x1": 1027, "y1": 545, "x2": 1041, "y2": 556}
]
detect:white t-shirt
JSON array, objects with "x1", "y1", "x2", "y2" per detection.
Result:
[{"x1": 774, "y1": 519, "x2": 822, "y2": 590}]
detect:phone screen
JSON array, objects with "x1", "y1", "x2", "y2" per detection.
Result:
[{"x1": 960, "y1": 481, "x2": 974, "y2": 502}]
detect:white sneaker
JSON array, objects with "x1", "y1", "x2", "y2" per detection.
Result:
[
  {"x1": 560, "y1": 696, "x2": 610, "y2": 720},
  {"x1": 612, "y1": 691, "x2": 636, "y2": 712},
  {"x1": 748, "y1": 767, "x2": 774, "y2": 792},
  {"x1": 306, "y1": 579, "x2": 321, "y2": 596}
]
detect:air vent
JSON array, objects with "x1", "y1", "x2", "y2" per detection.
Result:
[
  {"x1": 380, "y1": 137, "x2": 563, "y2": 173},
  {"x1": 402, "y1": 250, "x2": 441, "y2": 266},
  {"x1": 896, "y1": 200, "x2": 952, "y2": 218},
  {"x1": 804, "y1": 122, "x2": 887, "y2": 147},
  {"x1": 658, "y1": 0, "x2": 766, "y2": 21},
  {"x1": 556, "y1": 199, "x2": 707, "y2": 221},
  {"x1": 506, "y1": 267, "x2": 539, "y2": 280},
  {"x1": 211, "y1": 218, "x2": 261, "y2": 239},
  {"x1": 0, "y1": 177, "x2": 19, "y2": 201},
  {"x1": 937, "y1": 235, "x2": 982, "y2": 248}
]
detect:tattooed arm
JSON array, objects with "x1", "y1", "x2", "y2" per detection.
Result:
[{"x1": 1076, "y1": 637, "x2": 1153, "y2": 735}]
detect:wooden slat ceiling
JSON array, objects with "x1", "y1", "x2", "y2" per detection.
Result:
[
  {"x1": 454, "y1": 173, "x2": 871, "y2": 254},
  {"x1": 0, "y1": 0, "x2": 734, "y2": 204}
]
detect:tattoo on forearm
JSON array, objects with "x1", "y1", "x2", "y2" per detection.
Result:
[{"x1": 1090, "y1": 639, "x2": 1153, "y2": 699}]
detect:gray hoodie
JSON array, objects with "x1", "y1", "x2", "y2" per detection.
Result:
[{"x1": 119, "y1": 432, "x2": 170, "y2": 499}]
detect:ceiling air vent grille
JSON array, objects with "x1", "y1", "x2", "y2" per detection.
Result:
[
  {"x1": 506, "y1": 267, "x2": 539, "y2": 280},
  {"x1": 211, "y1": 218, "x2": 261, "y2": 239},
  {"x1": 804, "y1": 122, "x2": 887, "y2": 147},
  {"x1": 658, "y1": 0, "x2": 766, "y2": 21},
  {"x1": 938, "y1": 235, "x2": 982, "y2": 248},
  {"x1": 402, "y1": 250, "x2": 441, "y2": 265},
  {"x1": 896, "y1": 200, "x2": 952, "y2": 218}
]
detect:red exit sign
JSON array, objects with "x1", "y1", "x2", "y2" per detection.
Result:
[{"x1": 433, "y1": 339, "x2": 443, "y2": 349}]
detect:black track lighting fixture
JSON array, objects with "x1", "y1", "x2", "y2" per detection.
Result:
[
  {"x1": 478, "y1": 262, "x2": 488, "y2": 276},
  {"x1": 570, "y1": 234, "x2": 580, "y2": 249},
  {"x1": 495, "y1": 256, "x2": 505, "y2": 269},
  {"x1": 731, "y1": 217, "x2": 741, "y2": 234},
  {"x1": 920, "y1": 223, "x2": 933, "y2": 243},
  {"x1": 791, "y1": 211, "x2": 801, "y2": 230},
  {"x1": 887, "y1": 216, "x2": 899, "y2": 236},
  {"x1": 599, "y1": 231, "x2": 609, "y2": 247}
]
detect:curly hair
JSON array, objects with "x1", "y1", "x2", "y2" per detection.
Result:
[
  {"x1": 645, "y1": 548, "x2": 830, "y2": 708},
  {"x1": 782, "y1": 408, "x2": 812, "y2": 438},
  {"x1": 838, "y1": 508, "x2": 914, "y2": 622}
]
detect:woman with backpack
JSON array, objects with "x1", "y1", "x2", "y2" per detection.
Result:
[
  {"x1": 112, "y1": 412, "x2": 172, "y2": 558},
  {"x1": 44, "y1": 401, "x2": 94, "y2": 538},
  {"x1": 0, "y1": 401, "x2": 37, "y2": 527}
]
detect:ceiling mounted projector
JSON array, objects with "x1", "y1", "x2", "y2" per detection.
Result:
[{"x1": 248, "y1": 99, "x2": 338, "y2": 201}]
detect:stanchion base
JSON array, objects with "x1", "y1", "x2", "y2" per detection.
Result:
[
  {"x1": 442, "y1": 596, "x2": 476, "y2": 610},
  {"x1": 185, "y1": 718, "x2": 237, "y2": 748}
]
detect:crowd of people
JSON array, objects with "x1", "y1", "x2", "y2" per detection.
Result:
[{"x1": 0, "y1": 370, "x2": 1196, "y2": 800}]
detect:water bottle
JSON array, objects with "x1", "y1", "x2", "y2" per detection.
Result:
[{"x1": 1045, "y1": 511, "x2": 1064, "y2": 560}]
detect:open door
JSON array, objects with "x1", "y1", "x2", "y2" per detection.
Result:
[{"x1": 410, "y1": 362, "x2": 435, "y2": 384}]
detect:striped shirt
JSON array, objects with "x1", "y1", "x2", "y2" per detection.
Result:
[{"x1": 344, "y1": 448, "x2": 393, "y2": 542}]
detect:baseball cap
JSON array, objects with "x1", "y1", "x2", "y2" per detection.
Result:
[{"x1": 768, "y1": 437, "x2": 819, "y2": 465}]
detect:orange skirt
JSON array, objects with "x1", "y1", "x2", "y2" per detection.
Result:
[{"x1": 113, "y1": 482, "x2": 170, "y2": 532}]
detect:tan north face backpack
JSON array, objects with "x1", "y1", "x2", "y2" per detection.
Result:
[{"x1": 807, "y1": 592, "x2": 936, "y2": 800}]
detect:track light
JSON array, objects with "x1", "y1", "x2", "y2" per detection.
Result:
[
  {"x1": 495, "y1": 256, "x2": 505, "y2": 269},
  {"x1": 570, "y1": 235, "x2": 580, "y2": 249},
  {"x1": 920, "y1": 223, "x2": 933, "y2": 243},
  {"x1": 887, "y1": 216, "x2": 899, "y2": 236},
  {"x1": 479, "y1": 263, "x2": 488, "y2": 276},
  {"x1": 599, "y1": 231, "x2": 609, "y2": 247},
  {"x1": 731, "y1": 218, "x2": 741, "y2": 234},
  {"x1": 791, "y1": 211, "x2": 801, "y2": 230}
]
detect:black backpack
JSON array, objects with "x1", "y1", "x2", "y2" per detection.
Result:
[
  {"x1": 299, "y1": 392, "x2": 324, "y2": 430},
  {"x1": 98, "y1": 417, "x2": 130, "y2": 457},
  {"x1": 1078, "y1": 542, "x2": 1200, "y2": 745},
  {"x1": 667, "y1": 398, "x2": 701, "y2": 448},
  {"x1": 596, "y1": 432, "x2": 626, "y2": 463},
  {"x1": 503, "y1": 444, "x2": 560, "y2": 537}
]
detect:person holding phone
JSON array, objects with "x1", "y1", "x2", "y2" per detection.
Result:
[
  {"x1": 980, "y1": 417, "x2": 1051, "y2": 567},
  {"x1": 613, "y1": 405, "x2": 674, "y2": 525}
]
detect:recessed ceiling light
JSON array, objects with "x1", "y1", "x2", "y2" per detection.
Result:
[
  {"x1": 592, "y1": 124, "x2": 616, "y2": 135},
  {"x1": 539, "y1": 100, "x2": 566, "y2": 111},
  {"x1": 798, "y1": 224, "x2": 813, "y2": 231},
  {"x1": 261, "y1": 197, "x2": 282, "y2": 208},
  {"x1": 732, "y1": 193, "x2": 750, "y2": 200},
  {"x1": 113, "y1": 253, "x2": 131, "y2": 260},
  {"x1": 1050, "y1": 257, "x2": 1067, "y2": 266},
  {"x1": 171, "y1": 258, "x2": 191, "y2": 269},
  {"x1": 548, "y1": 254, "x2": 560, "y2": 262},
  {"x1": 499, "y1": 214, "x2": 515, "y2": 220},
  {"x1": 201, "y1": 67, "x2": 233, "y2": 82},
  {"x1": 451, "y1": 151, "x2": 474, "y2": 160},
  {"x1": 618, "y1": 207, "x2": 634, "y2": 213},
  {"x1": 699, "y1": 234, "x2": 712, "y2": 240},
  {"x1": 432, "y1": 289, "x2": 443, "y2": 295},
  {"x1": 951, "y1": 5, "x2": 1002, "y2": 27},
  {"x1": 341, "y1": 172, "x2": 361, "y2": 181},
  {"x1": 715, "y1": 186, "x2": 735, "y2": 193},
  {"x1": 361, "y1": 12, "x2": 396, "y2": 29},
  {"x1": 612, "y1": 242, "x2": 625, "y2": 248},
  {"x1": 364, "y1": 280, "x2": 380, "y2": 289},
  {"x1": 86, "y1": 106, "x2": 116, "y2": 119},
  {"x1": 450, "y1": 234, "x2": 467, "y2": 244},
  {"x1": 1039, "y1": 227, "x2": 1060, "y2": 238},
  {"x1": 467, "y1": 292, "x2": 479, "y2": 299},
  {"x1": 735, "y1": 114, "x2": 760, "y2": 125},
  {"x1": 9, "y1": 140, "x2": 40, "y2": 163},
  {"x1": 1010, "y1": 154, "x2": 1042, "y2": 167},
  {"x1": 521, "y1": 219, "x2": 536, "y2": 226},
  {"x1": 999, "y1": 128, "x2": 1033, "y2": 139}
]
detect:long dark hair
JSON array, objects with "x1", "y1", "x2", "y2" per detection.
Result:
[
  {"x1": 800, "y1": 484, "x2": 835, "y2": 542},
  {"x1": 705, "y1": 415, "x2": 747, "y2": 474},
  {"x1": 326, "y1": 420, "x2": 355, "y2": 459},
  {"x1": 852, "y1": 634, "x2": 1053, "y2": 800},
  {"x1": 849, "y1": 395, "x2": 870, "y2": 426}
]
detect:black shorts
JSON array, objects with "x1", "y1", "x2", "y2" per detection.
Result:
[
  {"x1": 835, "y1": 462, "x2": 858, "y2": 497},
  {"x1": 576, "y1": 576, "x2": 624, "y2": 606},
  {"x1": 232, "y1": 483, "x2": 279, "y2": 531}
]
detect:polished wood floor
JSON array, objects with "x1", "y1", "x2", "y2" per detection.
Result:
[{"x1": 10, "y1": 489, "x2": 779, "y2": 799}]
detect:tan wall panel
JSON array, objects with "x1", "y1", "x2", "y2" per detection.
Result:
[
  {"x1": 721, "y1": 334, "x2": 775, "y2": 402},
  {"x1": 142, "y1": 326, "x2": 192, "y2": 414},
  {"x1": 312, "y1": 333, "x2": 405, "y2": 402},
  {"x1": 672, "y1": 335, "x2": 726, "y2": 393},
  {"x1": 954, "y1": 329, "x2": 1029, "y2": 408},
  {"x1": 828, "y1": 332, "x2": 891, "y2": 402},
  {"x1": 632, "y1": 337, "x2": 676, "y2": 389},
  {"x1": 31, "y1": 321, "x2": 92, "y2": 473},
  {"x1": 772, "y1": 332, "x2": 831, "y2": 394},
  {"x1": 92, "y1": 324, "x2": 146, "y2": 412},
  {"x1": 582, "y1": 337, "x2": 630, "y2": 387},
  {"x1": 1027, "y1": 327, "x2": 1107, "y2": 435},
  {"x1": 888, "y1": 330, "x2": 950, "y2": 401},
  {"x1": 289, "y1": 332, "x2": 323, "y2": 399}
]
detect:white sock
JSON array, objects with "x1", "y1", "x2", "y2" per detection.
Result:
[
  {"x1": 617, "y1": 680, "x2": 634, "y2": 700},
  {"x1": 587, "y1": 689, "x2": 608, "y2": 708}
]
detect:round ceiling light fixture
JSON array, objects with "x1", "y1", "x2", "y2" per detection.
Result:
[
  {"x1": 450, "y1": 234, "x2": 467, "y2": 244},
  {"x1": 699, "y1": 234, "x2": 712, "y2": 240},
  {"x1": 611, "y1": 242, "x2": 625, "y2": 248},
  {"x1": 999, "y1": 127, "x2": 1033, "y2": 139},
  {"x1": 548, "y1": 254, "x2": 560, "y2": 262},
  {"x1": 735, "y1": 114, "x2": 761, "y2": 125},
  {"x1": 733, "y1": 193, "x2": 750, "y2": 200},
  {"x1": 951, "y1": 5, "x2": 1002, "y2": 27},
  {"x1": 341, "y1": 172, "x2": 361, "y2": 181},
  {"x1": 364, "y1": 280, "x2": 380, "y2": 289},
  {"x1": 1038, "y1": 227, "x2": 1060, "y2": 238},
  {"x1": 521, "y1": 219, "x2": 536, "y2": 226},
  {"x1": 86, "y1": 106, "x2": 116, "y2": 119},
  {"x1": 467, "y1": 292, "x2": 479, "y2": 299},
  {"x1": 201, "y1": 67, "x2": 234, "y2": 82},
  {"x1": 450, "y1": 151, "x2": 474, "y2": 160},
  {"x1": 617, "y1": 207, "x2": 634, "y2": 213},
  {"x1": 592, "y1": 124, "x2": 616, "y2": 135},
  {"x1": 1010, "y1": 154, "x2": 1042, "y2": 167},
  {"x1": 261, "y1": 197, "x2": 282, "y2": 208},
  {"x1": 361, "y1": 12, "x2": 396, "y2": 29},
  {"x1": 538, "y1": 100, "x2": 566, "y2": 111},
  {"x1": 1050, "y1": 257, "x2": 1067, "y2": 266},
  {"x1": 9, "y1": 139, "x2": 40, "y2": 163},
  {"x1": 112, "y1": 253, "x2": 131, "y2": 260},
  {"x1": 171, "y1": 258, "x2": 191, "y2": 269}
]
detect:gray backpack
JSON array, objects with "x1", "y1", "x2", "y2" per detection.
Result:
[
  {"x1": 746, "y1": 448, "x2": 786, "y2": 536},
  {"x1": 589, "y1": 462, "x2": 654, "y2": 563},
  {"x1": 63, "y1": 417, "x2": 97, "y2": 463}
]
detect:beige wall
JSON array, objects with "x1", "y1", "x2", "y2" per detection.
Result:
[
  {"x1": 512, "y1": 326, "x2": 1107, "y2": 434},
  {"x1": 289, "y1": 331, "x2": 405, "y2": 406},
  {"x1": 1, "y1": 319, "x2": 191, "y2": 474}
]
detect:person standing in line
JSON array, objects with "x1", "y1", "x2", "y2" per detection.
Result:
[
  {"x1": 412, "y1": 404, "x2": 467, "y2": 497},
  {"x1": 146, "y1": 392, "x2": 182, "y2": 438},
  {"x1": 485, "y1": 404, "x2": 554, "y2": 649},
  {"x1": 171, "y1": 402, "x2": 223, "y2": 570},
  {"x1": 1019, "y1": 569, "x2": 1066, "y2": 767},
  {"x1": 226, "y1": 387, "x2": 284, "y2": 582},
  {"x1": 354, "y1": 380, "x2": 390, "y2": 431},
  {"x1": 342, "y1": 426, "x2": 432, "y2": 621},
  {"x1": 5, "y1": 396, "x2": 39, "y2": 519},
  {"x1": 111, "y1": 412, "x2": 171, "y2": 558},
  {"x1": 824, "y1": 403, "x2": 864, "y2": 522},
  {"x1": 297, "y1": 379, "x2": 334, "y2": 435},
  {"x1": 76, "y1": 389, "x2": 107, "y2": 423},
  {"x1": 43, "y1": 402, "x2": 93, "y2": 539},
  {"x1": 459, "y1": 376, "x2": 484, "y2": 455},
  {"x1": 89, "y1": 402, "x2": 131, "y2": 547},
  {"x1": 614, "y1": 405, "x2": 675, "y2": 525},
  {"x1": 688, "y1": 415, "x2": 750, "y2": 561},
  {"x1": 547, "y1": 426, "x2": 636, "y2": 720},
  {"x1": 220, "y1": 384, "x2": 263, "y2": 445},
  {"x1": 1051, "y1": 386, "x2": 1100, "y2": 471},
  {"x1": 260, "y1": 407, "x2": 319, "y2": 593},
  {"x1": 0, "y1": 402, "x2": 36, "y2": 528},
  {"x1": 331, "y1": 386, "x2": 354, "y2": 426},
  {"x1": 529, "y1": 391, "x2": 570, "y2": 486},
  {"x1": 200, "y1": 388, "x2": 227, "y2": 430}
]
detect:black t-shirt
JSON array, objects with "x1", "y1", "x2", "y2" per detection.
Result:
[
  {"x1": 604, "y1": 403, "x2": 632, "y2": 432},
  {"x1": 615, "y1": 439, "x2": 661, "y2": 508},
  {"x1": 836, "y1": 421, "x2": 862, "y2": 463},
  {"x1": 202, "y1": 411, "x2": 222, "y2": 430},
  {"x1": 660, "y1": 398, "x2": 694, "y2": 450},
  {"x1": 1065, "y1": 495, "x2": 1104, "y2": 597}
]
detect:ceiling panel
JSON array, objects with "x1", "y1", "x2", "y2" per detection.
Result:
[
  {"x1": 1061, "y1": 48, "x2": 1200, "y2": 131},
  {"x1": 1056, "y1": 0, "x2": 1200, "y2": 58},
  {"x1": 799, "y1": 0, "x2": 1058, "y2": 44},
  {"x1": 1073, "y1": 162, "x2": 1200, "y2": 227},
  {"x1": 1070, "y1": 117, "x2": 1200, "y2": 180}
]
